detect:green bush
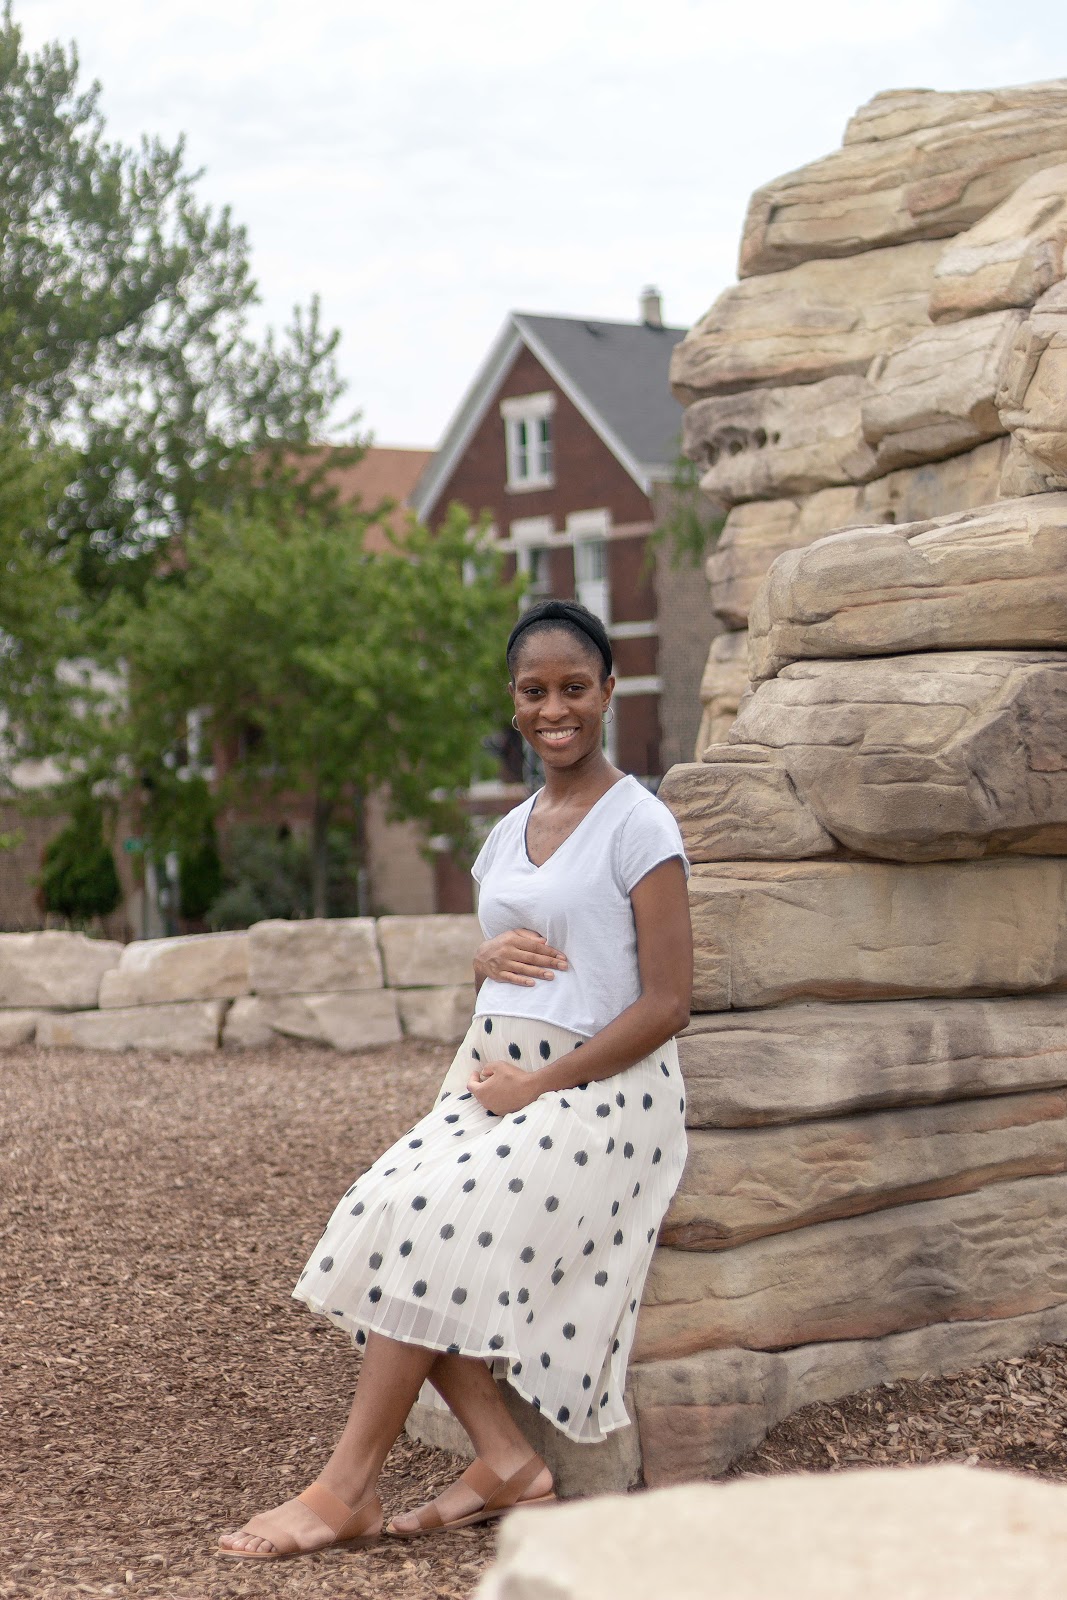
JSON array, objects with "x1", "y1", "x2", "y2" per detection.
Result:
[
  {"x1": 41, "y1": 799, "x2": 121, "y2": 923},
  {"x1": 204, "y1": 823, "x2": 362, "y2": 929},
  {"x1": 179, "y1": 829, "x2": 223, "y2": 921}
]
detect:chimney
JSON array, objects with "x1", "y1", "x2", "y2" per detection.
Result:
[{"x1": 639, "y1": 285, "x2": 663, "y2": 328}]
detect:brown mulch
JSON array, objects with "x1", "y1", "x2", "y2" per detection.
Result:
[
  {"x1": 5, "y1": 1041, "x2": 1067, "y2": 1599},
  {"x1": 0, "y1": 1040, "x2": 496, "y2": 1600}
]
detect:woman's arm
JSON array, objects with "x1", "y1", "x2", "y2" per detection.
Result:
[{"x1": 468, "y1": 857, "x2": 692, "y2": 1115}]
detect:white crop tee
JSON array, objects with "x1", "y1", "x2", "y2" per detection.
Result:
[{"x1": 471, "y1": 774, "x2": 690, "y2": 1039}]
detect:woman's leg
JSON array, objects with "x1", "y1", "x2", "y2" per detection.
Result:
[
  {"x1": 388, "y1": 1355, "x2": 552, "y2": 1533},
  {"x1": 219, "y1": 1332, "x2": 437, "y2": 1556}
]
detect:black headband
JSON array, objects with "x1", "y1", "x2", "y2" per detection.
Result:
[{"x1": 506, "y1": 601, "x2": 613, "y2": 678}]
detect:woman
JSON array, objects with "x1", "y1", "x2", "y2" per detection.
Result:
[{"x1": 218, "y1": 597, "x2": 692, "y2": 1560}]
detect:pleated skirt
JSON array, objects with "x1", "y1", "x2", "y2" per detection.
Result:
[{"x1": 292, "y1": 1013, "x2": 687, "y2": 1444}]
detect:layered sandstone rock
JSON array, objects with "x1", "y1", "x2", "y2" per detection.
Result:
[
  {"x1": 996, "y1": 281, "x2": 1067, "y2": 490},
  {"x1": 694, "y1": 632, "x2": 749, "y2": 753},
  {"x1": 0, "y1": 931, "x2": 121, "y2": 1011},
  {"x1": 671, "y1": 240, "x2": 940, "y2": 402},
  {"x1": 678, "y1": 994, "x2": 1067, "y2": 1126},
  {"x1": 99, "y1": 931, "x2": 249, "y2": 1008},
  {"x1": 223, "y1": 990, "x2": 401, "y2": 1051},
  {"x1": 749, "y1": 494, "x2": 1067, "y2": 681},
  {"x1": 729, "y1": 652, "x2": 1067, "y2": 861},
  {"x1": 688, "y1": 858, "x2": 1067, "y2": 1012},
  {"x1": 396, "y1": 985, "x2": 475, "y2": 1044},
  {"x1": 37, "y1": 1000, "x2": 225, "y2": 1053},
  {"x1": 247, "y1": 917, "x2": 382, "y2": 995},
  {"x1": 931, "y1": 163, "x2": 1067, "y2": 322},
  {"x1": 659, "y1": 754, "x2": 833, "y2": 863},
  {"x1": 739, "y1": 81, "x2": 1067, "y2": 277},
  {"x1": 0, "y1": 1011, "x2": 39, "y2": 1047},
  {"x1": 637, "y1": 1173, "x2": 1067, "y2": 1360},
  {"x1": 662, "y1": 1091, "x2": 1067, "y2": 1250}
]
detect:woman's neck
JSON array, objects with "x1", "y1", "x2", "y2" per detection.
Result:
[{"x1": 540, "y1": 750, "x2": 621, "y2": 806}]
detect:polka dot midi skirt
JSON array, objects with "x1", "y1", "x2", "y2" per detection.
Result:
[{"x1": 292, "y1": 1013, "x2": 687, "y2": 1444}]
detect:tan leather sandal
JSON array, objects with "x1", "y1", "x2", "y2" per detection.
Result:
[
  {"x1": 386, "y1": 1454, "x2": 555, "y2": 1538},
  {"x1": 218, "y1": 1481, "x2": 383, "y2": 1561}
]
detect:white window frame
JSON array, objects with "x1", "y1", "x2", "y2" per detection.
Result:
[{"x1": 501, "y1": 392, "x2": 556, "y2": 491}]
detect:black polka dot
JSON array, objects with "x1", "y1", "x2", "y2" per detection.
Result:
[
  {"x1": 478, "y1": 1230, "x2": 493, "y2": 1247},
  {"x1": 601, "y1": 1394, "x2": 609, "y2": 1407},
  {"x1": 413, "y1": 1280, "x2": 427, "y2": 1297},
  {"x1": 563, "y1": 1322, "x2": 576, "y2": 1339},
  {"x1": 595, "y1": 1270, "x2": 608, "y2": 1286},
  {"x1": 611, "y1": 1200, "x2": 620, "y2": 1216},
  {"x1": 355, "y1": 1330, "x2": 366, "y2": 1345},
  {"x1": 351, "y1": 1202, "x2": 364, "y2": 1216},
  {"x1": 459, "y1": 1092, "x2": 471, "y2": 1100},
  {"x1": 596, "y1": 1103, "x2": 610, "y2": 1118},
  {"x1": 319, "y1": 1256, "x2": 334, "y2": 1272},
  {"x1": 633, "y1": 1182, "x2": 641, "y2": 1198},
  {"x1": 574, "y1": 1150, "x2": 588, "y2": 1167},
  {"x1": 582, "y1": 1374, "x2": 592, "y2": 1390},
  {"x1": 299, "y1": 1270, "x2": 307, "y2": 1282},
  {"x1": 472, "y1": 1048, "x2": 480, "y2": 1061},
  {"x1": 445, "y1": 1113, "x2": 459, "y2": 1124},
  {"x1": 400, "y1": 1240, "x2": 413, "y2": 1256},
  {"x1": 540, "y1": 1352, "x2": 551, "y2": 1368},
  {"x1": 368, "y1": 1286, "x2": 382, "y2": 1303},
  {"x1": 574, "y1": 1041, "x2": 583, "y2": 1049},
  {"x1": 446, "y1": 1343, "x2": 461, "y2": 1355},
  {"x1": 557, "y1": 1406, "x2": 570, "y2": 1423},
  {"x1": 551, "y1": 1268, "x2": 564, "y2": 1285},
  {"x1": 680, "y1": 1097, "x2": 685, "y2": 1114},
  {"x1": 616, "y1": 1092, "x2": 625, "y2": 1107},
  {"x1": 452, "y1": 1287, "x2": 467, "y2": 1305},
  {"x1": 508, "y1": 1043, "x2": 521, "y2": 1060},
  {"x1": 520, "y1": 1246, "x2": 535, "y2": 1263},
  {"x1": 513, "y1": 1114, "x2": 527, "y2": 1124},
  {"x1": 606, "y1": 1137, "x2": 615, "y2": 1153},
  {"x1": 614, "y1": 1229, "x2": 624, "y2": 1245},
  {"x1": 412, "y1": 1196, "x2": 427, "y2": 1210},
  {"x1": 660, "y1": 1061, "x2": 669, "y2": 1077},
  {"x1": 624, "y1": 1142, "x2": 634, "y2": 1159},
  {"x1": 484, "y1": 1019, "x2": 493, "y2": 1033},
  {"x1": 647, "y1": 1227, "x2": 656, "y2": 1242},
  {"x1": 463, "y1": 1177, "x2": 476, "y2": 1191},
  {"x1": 453, "y1": 1129, "x2": 465, "y2": 1138},
  {"x1": 582, "y1": 1240, "x2": 594, "y2": 1256},
  {"x1": 497, "y1": 1145, "x2": 511, "y2": 1158},
  {"x1": 369, "y1": 1252, "x2": 383, "y2": 1269},
  {"x1": 409, "y1": 1138, "x2": 423, "y2": 1148},
  {"x1": 613, "y1": 1338, "x2": 620, "y2": 1353},
  {"x1": 540, "y1": 1135, "x2": 553, "y2": 1150},
  {"x1": 578, "y1": 1081, "x2": 589, "y2": 1091},
  {"x1": 559, "y1": 1098, "x2": 570, "y2": 1109},
  {"x1": 489, "y1": 1334, "x2": 504, "y2": 1350},
  {"x1": 545, "y1": 1195, "x2": 559, "y2": 1212},
  {"x1": 631, "y1": 1298, "x2": 638, "y2": 1312},
  {"x1": 643, "y1": 1093, "x2": 653, "y2": 1110},
  {"x1": 532, "y1": 1397, "x2": 541, "y2": 1413},
  {"x1": 513, "y1": 1360, "x2": 522, "y2": 1374},
  {"x1": 653, "y1": 1147, "x2": 662, "y2": 1164},
  {"x1": 517, "y1": 1287, "x2": 530, "y2": 1304},
  {"x1": 458, "y1": 1152, "x2": 471, "y2": 1163},
  {"x1": 384, "y1": 1167, "x2": 396, "y2": 1176},
  {"x1": 539, "y1": 1039, "x2": 551, "y2": 1060},
  {"x1": 509, "y1": 1177, "x2": 524, "y2": 1193},
  {"x1": 440, "y1": 1224, "x2": 455, "y2": 1240},
  {"x1": 498, "y1": 1290, "x2": 510, "y2": 1306}
]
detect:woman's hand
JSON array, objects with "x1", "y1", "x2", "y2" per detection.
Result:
[
  {"x1": 473, "y1": 929, "x2": 567, "y2": 988},
  {"x1": 468, "y1": 1059, "x2": 539, "y2": 1116}
]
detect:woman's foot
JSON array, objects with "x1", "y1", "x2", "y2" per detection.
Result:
[
  {"x1": 388, "y1": 1453, "x2": 553, "y2": 1536},
  {"x1": 218, "y1": 1484, "x2": 384, "y2": 1560}
]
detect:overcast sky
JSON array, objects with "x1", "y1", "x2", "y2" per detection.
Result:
[{"x1": 15, "y1": 0, "x2": 1067, "y2": 447}]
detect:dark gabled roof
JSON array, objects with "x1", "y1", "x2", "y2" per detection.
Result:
[
  {"x1": 412, "y1": 309, "x2": 687, "y2": 519},
  {"x1": 514, "y1": 313, "x2": 686, "y2": 476}
]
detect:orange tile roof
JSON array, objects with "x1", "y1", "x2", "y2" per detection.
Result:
[{"x1": 315, "y1": 445, "x2": 434, "y2": 551}]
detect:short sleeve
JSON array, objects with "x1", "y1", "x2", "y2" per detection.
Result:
[
  {"x1": 616, "y1": 797, "x2": 690, "y2": 895},
  {"x1": 471, "y1": 824, "x2": 498, "y2": 885}
]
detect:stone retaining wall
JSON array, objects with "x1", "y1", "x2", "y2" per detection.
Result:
[{"x1": 0, "y1": 915, "x2": 481, "y2": 1051}]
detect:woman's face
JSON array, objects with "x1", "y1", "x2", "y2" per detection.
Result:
[{"x1": 509, "y1": 628, "x2": 614, "y2": 771}]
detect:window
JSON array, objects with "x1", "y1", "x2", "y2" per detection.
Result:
[
  {"x1": 574, "y1": 536, "x2": 610, "y2": 625},
  {"x1": 501, "y1": 392, "x2": 556, "y2": 490},
  {"x1": 516, "y1": 543, "x2": 552, "y2": 602}
]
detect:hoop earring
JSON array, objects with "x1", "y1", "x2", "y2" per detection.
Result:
[
  {"x1": 604, "y1": 706, "x2": 615, "y2": 724},
  {"x1": 511, "y1": 715, "x2": 520, "y2": 730}
]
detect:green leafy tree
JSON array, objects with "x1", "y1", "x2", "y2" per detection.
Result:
[
  {"x1": 39, "y1": 788, "x2": 120, "y2": 924},
  {"x1": 114, "y1": 497, "x2": 521, "y2": 917},
  {"x1": 0, "y1": 7, "x2": 352, "y2": 592}
]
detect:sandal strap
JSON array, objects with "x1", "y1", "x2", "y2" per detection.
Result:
[
  {"x1": 298, "y1": 1481, "x2": 380, "y2": 1539},
  {"x1": 492, "y1": 1454, "x2": 548, "y2": 1510},
  {"x1": 462, "y1": 1454, "x2": 546, "y2": 1516},
  {"x1": 460, "y1": 1458, "x2": 505, "y2": 1506}
]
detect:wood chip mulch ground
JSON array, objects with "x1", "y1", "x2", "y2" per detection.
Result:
[{"x1": 4, "y1": 1040, "x2": 1067, "y2": 1600}]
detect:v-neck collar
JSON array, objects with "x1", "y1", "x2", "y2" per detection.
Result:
[{"x1": 521, "y1": 775, "x2": 630, "y2": 870}]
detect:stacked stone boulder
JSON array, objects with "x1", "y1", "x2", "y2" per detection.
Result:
[
  {"x1": 0, "y1": 915, "x2": 481, "y2": 1050},
  {"x1": 634, "y1": 79, "x2": 1067, "y2": 1488}
]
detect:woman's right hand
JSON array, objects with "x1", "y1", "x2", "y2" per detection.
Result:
[{"x1": 474, "y1": 929, "x2": 568, "y2": 987}]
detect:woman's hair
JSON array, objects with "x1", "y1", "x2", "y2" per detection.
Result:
[{"x1": 506, "y1": 599, "x2": 613, "y2": 683}]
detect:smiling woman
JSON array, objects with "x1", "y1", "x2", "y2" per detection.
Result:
[{"x1": 218, "y1": 598, "x2": 692, "y2": 1561}]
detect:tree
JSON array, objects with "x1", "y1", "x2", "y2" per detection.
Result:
[
  {"x1": 113, "y1": 497, "x2": 522, "y2": 917},
  {"x1": 0, "y1": 8, "x2": 351, "y2": 592},
  {"x1": 39, "y1": 788, "x2": 120, "y2": 924}
]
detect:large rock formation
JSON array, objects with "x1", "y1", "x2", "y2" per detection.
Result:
[{"x1": 634, "y1": 80, "x2": 1067, "y2": 1490}]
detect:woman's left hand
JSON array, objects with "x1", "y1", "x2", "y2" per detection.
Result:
[{"x1": 467, "y1": 1059, "x2": 538, "y2": 1116}]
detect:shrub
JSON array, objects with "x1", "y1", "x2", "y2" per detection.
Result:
[{"x1": 40, "y1": 799, "x2": 121, "y2": 924}]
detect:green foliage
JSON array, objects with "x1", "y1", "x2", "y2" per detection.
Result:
[
  {"x1": 39, "y1": 792, "x2": 120, "y2": 922},
  {"x1": 204, "y1": 823, "x2": 361, "y2": 928},
  {"x1": 0, "y1": 8, "x2": 353, "y2": 591},
  {"x1": 651, "y1": 449, "x2": 725, "y2": 567}
]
